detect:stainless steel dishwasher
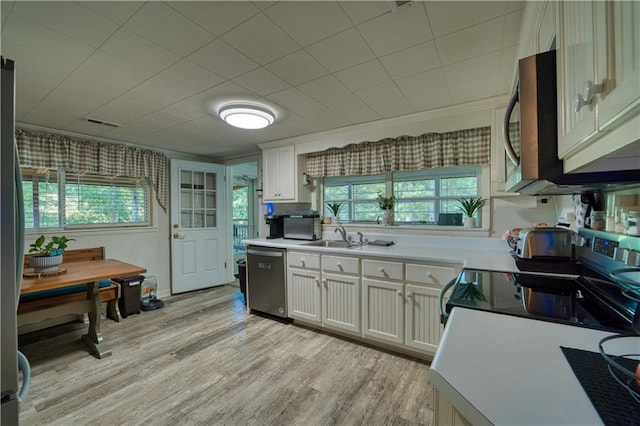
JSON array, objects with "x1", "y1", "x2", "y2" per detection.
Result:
[{"x1": 246, "y1": 245, "x2": 287, "y2": 318}]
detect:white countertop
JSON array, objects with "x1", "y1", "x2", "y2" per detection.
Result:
[
  {"x1": 243, "y1": 236, "x2": 518, "y2": 272},
  {"x1": 429, "y1": 308, "x2": 636, "y2": 425}
]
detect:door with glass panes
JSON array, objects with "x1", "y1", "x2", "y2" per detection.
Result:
[{"x1": 170, "y1": 160, "x2": 226, "y2": 293}]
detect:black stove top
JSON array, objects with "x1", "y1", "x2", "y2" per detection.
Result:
[{"x1": 445, "y1": 229, "x2": 640, "y2": 334}]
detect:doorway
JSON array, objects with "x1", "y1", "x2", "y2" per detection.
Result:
[{"x1": 230, "y1": 161, "x2": 258, "y2": 274}]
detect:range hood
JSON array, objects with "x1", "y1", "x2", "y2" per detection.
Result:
[{"x1": 508, "y1": 167, "x2": 640, "y2": 195}]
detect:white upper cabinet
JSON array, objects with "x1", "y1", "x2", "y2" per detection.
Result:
[
  {"x1": 556, "y1": 1, "x2": 640, "y2": 159},
  {"x1": 262, "y1": 145, "x2": 310, "y2": 202}
]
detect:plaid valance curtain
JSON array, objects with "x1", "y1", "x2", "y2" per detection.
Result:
[
  {"x1": 16, "y1": 129, "x2": 169, "y2": 211},
  {"x1": 305, "y1": 126, "x2": 491, "y2": 177}
]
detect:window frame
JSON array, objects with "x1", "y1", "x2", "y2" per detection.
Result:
[
  {"x1": 22, "y1": 167, "x2": 152, "y2": 231},
  {"x1": 323, "y1": 166, "x2": 482, "y2": 226}
]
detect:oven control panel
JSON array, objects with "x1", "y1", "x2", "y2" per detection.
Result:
[{"x1": 593, "y1": 237, "x2": 619, "y2": 258}]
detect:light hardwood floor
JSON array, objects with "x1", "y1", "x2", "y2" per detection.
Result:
[{"x1": 18, "y1": 285, "x2": 434, "y2": 425}]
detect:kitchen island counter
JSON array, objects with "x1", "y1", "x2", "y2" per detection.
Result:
[{"x1": 429, "y1": 308, "x2": 632, "y2": 425}]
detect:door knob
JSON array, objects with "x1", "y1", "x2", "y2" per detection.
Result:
[{"x1": 173, "y1": 233, "x2": 185, "y2": 240}]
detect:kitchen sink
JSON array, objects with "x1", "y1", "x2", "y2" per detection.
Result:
[{"x1": 300, "y1": 240, "x2": 361, "y2": 248}]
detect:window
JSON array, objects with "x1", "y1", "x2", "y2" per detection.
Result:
[
  {"x1": 323, "y1": 167, "x2": 480, "y2": 225},
  {"x1": 22, "y1": 168, "x2": 150, "y2": 230}
]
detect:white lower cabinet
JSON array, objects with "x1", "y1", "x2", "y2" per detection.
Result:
[
  {"x1": 287, "y1": 249, "x2": 461, "y2": 356},
  {"x1": 362, "y1": 278, "x2": 404, "y2": 345}
]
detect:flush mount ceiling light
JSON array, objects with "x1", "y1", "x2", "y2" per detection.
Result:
[{"x1": 218, "y1": 105, "x2": 275, "y2": 129}]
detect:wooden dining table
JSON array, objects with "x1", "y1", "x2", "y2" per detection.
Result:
[{"x1": 21, "y1": 259, "x2": 146, "y2": 358}]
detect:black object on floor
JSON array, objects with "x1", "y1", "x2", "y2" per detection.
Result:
[
  {"x1": 141, "y1": 296, "x2": 164, "y2": 311},
  {"x1": 560, "y1": 346, "x2": 640, "y2": 425},
  {"x1": 113, "y1": 275, "x2": 145, "y2": 317}
]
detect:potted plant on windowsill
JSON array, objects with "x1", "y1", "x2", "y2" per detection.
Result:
[
  {"x1": 456, "y1": 197, "x2": 487, "y2": 228},
  {"x1": 377, "y1": 194, "x2": 396, "y2": 226},
  {"x1": 326, "y1": 202, "x2": 343, "y2": 224},
  {"x1": 28, "y1": 235, "x2": 75, "y2": 273}
]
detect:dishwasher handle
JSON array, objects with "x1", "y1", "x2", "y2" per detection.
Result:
[{"x1": 247, "y1": 248, "x2": 284, "y2": 257}]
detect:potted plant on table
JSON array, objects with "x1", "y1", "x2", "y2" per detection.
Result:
[
  {"x1": 28, "y1": 235, "x2": 75, "y2": 274},
  {"x1": 326, "y1": 202, "x2": 343, "y2": 224},
  {"x1": 377, "y1": 194, "x2": 396, "y2": 226},
  {"x1": 456, "y1": 197, "x2": 487, "y2": 228}
]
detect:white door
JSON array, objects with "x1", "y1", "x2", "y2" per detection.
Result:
[{"x1": 171, "y1": 160, "x2": 227, "y2": 293}]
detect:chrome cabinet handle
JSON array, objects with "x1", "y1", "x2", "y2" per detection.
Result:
[
  {"x1": 574, "y1": 80, "x2": 604, "y2": 112},
  {"x1": 406, "y1": 291, "x2": 413, "y2": 300},
  {"x1": 396, "y1": 290, "x2": 403, "y2": 298}
]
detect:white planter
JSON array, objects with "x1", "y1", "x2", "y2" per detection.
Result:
[
  {"x1": 463, "y1": 216, "x2": 476, "y2": 228},
  {"x1": 331, "y1": 216, "x2": 339, "y2": 224},
  {"x1": 29, "y1": 254, "x2": 63, "y2": 273},
  {"x1": 382, "y1": 210, "x2": 393, "y2": 226}
]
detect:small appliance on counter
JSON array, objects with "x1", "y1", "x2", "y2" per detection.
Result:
[
  {"x1": 282, "y1": 211, "x2": 321, "y2": 241},
  {"x1": 515, "y1": 227, "x2": 576, "y2": 261},
  {"x1": 265, "y1": 215, "x2": 284, "y2": 239}
]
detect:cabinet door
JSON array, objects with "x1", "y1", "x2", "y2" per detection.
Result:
[
  {"x1": 597, "y1": 1, "x2": 640, "y2": 131},
  {"x1": 322, "y1": 272, "x2": 360, "y2": 334},
  {"x1": 362, "y1": 278, "x2": 404, "y2": 345},
  {"x1": 263, "y1": 146, "x2": 295, "y2": 200},
  {"x1": 557, "y1": 1, "x2": 599, "y2": 157},
  {"x1": 287, "y1": 268, "x2": 321, "y2": 323},
  {"x1": 405, "y1": 285, "x2": 444, "y2": 354}
]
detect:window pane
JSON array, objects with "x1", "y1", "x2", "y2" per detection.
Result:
[
  {"x1": 354, "y1": 182, "x2": 385, "y2": 200},
  {"x1": 65, "y1": 172, "x2": 149, "y2": 226},
  {"x1": 22, "y1": 168, "x2": 60, "y2": 229},
  {"x1": 354, "y1": 201, "x2": 379, "y2": 221},
  {"x1": 395, "y1": 200, "x2": 436, "y2": 223},
  {"x1": 393, "y1": 179, "x2": 436, "y2": 198},
  {"x1": 441, "y1": 177, "x2": 477, "y2": 197},
  {"x1": 325, "y1": 185, "x2": 348, "y2": 200}
]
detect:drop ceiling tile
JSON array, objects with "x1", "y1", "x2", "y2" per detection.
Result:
[
  {"x1": 265, "y1": 50, "x2": 328, "y2": 86},
  {"x1": 505, "y1": 1, "x2": 526, "y2": 14},
  {"x1": 425, "y1": 1, "x2": 506, "y2": 38},
  {"x1": 233, "y1": 68, "x2": 290, "y2": 96},
  {"x1": 334, "y1": 60, "x2": 390, "y2": 92},
  {"x1": 78, "y1": 1, "x2": 144, "y2": 24},
  {"x1": 449, "y1": 75, "x2": 499, "y2": 103},
  {"x1": 436, "y1": 17, "x2": 505, "y2": 65},
  {"x1": 265, "y1": 1, "x2": 352, "y2": 47},
  {"x1": 357, "y1": 4, "x2": 433, "y2": 56},
  {"x1": 168, "y1": 1, "x2": 259, "y2": 36},
  {"x1": 321, "y1": 92, "x2": 369, "y2": 113},
  {"x1": 292, "y1": 101, "x2": 349, "y2": 128},
  {"x1": 499, "y1": 46, "x2": 518, "y2": 75},
  {"x1": 369, "y1": 98, "x2": 415, "y2": 118},
  {"x1": 406, "y1": 87, "x2": 452, "y2": 111},
  {"x1": 338, "y1": 105, "x2": 380, "y2": 123},
  {"x1": 265, "y1": 87, "x2": 317, "y2": 110},
  {"x1": 12, "y1": 1, "x2": 118, "y2": 48},
  {"x1": 162, "y1": 100, "x2": 208, "y2": 121},
  {"x1": 125, "y1": 2, "x2": 215, "y2": 55},
  {"x1": 306, "y1": 28, "x2": 375, "y2": 73},
  {"x1": 143, "y1": 110, "x2": 190, "y2": 128},
  {"x1": 379, "y1": 41, "x2": 441, "y2": 80},
  {"x1": 222, "y1": 13, "x2": 299, "y2": 65},
  {"x1": 340, "y1": 1, "x2": 392, "y2": 25},
  {"x1": 444, "y1": 52, "x2": 500, "y2": 86},
  {"x1": 37, "y1": 81, "x2": 113, "y2": 117},
  {"x1": 502, "y1": 9, "x2": 524, "y2": 48},
  {"x1": 90, "y1": 98, "x2": 156, "y2": 125},
  {"x1": 105, "y1": 115, "x2": 175, "y2": 140},
  {"x1": 496, "y1": 72, "x2": 514, "y2": 95},
  {"x1": 188, "y1": 39, "x2": 258, "y2": 79},
  {"x1": 281, "y1": 113, "x2": 324, "y2": 134},
  {"x1": 396, "y1": 68, "x2": 448, "y2": 97},
  {"x1": 100, "y1": 28, "x2": 181, "y2": 73},
  {"x1": 161, "y1": 60, "x2": 226, "y2": 92},
  {"x1": 185, "y1": 81, "x2": 260, "y2": 114},
  {"x1": 70, "y1": 51, "x2": 155, "y2": 96},
  {"x1": 355, "y1": 82, "x2": 405, "y2": 105},
  {"x1": 298, "y1": 75, "x2": 350, "y2": 101},
  {"x1": 22, "y1": 104, "x2": 76, "y2": 129},
  {"x1": 120, "y1": 75, "x2": 200, "y2": 109}
]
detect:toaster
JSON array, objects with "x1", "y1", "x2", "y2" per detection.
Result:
[{"x1": 515, "y1": 227, "x2": 576, "y2": 260}]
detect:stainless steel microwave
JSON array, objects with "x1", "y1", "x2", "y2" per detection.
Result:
[{"x1": 282, "y1": 213, "x2": 320, "y2": 240}]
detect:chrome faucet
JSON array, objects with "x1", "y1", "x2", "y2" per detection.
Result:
[
  {"x1": 335, "y1": 226, "x2": 348, "y2": 242},
  {"x1": 357, "y1": 232, "x2": 364, "y2": 244}
]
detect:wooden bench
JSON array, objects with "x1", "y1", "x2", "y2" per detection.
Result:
[{"x1": 19, "y1": 247, "x2": 123, "y2": 325}]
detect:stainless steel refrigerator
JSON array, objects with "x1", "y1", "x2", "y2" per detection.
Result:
[{"x1": 1, "y1": 56, "x2": 30, "y2": 425}]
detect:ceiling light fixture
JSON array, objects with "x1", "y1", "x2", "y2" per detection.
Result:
[{"x1": 218, "y1": 105, "x2": 275, "y2": 129}]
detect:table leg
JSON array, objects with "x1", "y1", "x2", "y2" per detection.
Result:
[{"x1": 82, "y1": 280, "x2": 112, "y2": 358}]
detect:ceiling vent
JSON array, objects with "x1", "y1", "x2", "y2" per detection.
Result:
[
  {"x1": 388, "y1": 1, "x2": 412, "y2": 12},
  {"x1": 83, "y1": 117, "x2": 120, "y2": 128}
]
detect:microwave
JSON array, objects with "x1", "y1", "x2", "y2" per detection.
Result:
[{"x1": 282, "y1": 213, "x2": 320, "y2": 240}]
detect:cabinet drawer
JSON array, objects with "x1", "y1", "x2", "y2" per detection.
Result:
[
  {"x1": 322, "y1": 255, "x2": 359, "y2": 275},
  {"x1": 405, "y1": 263, "x2": 459, "y2": 286},
  {"x1": 287, "y1": 251, "x2": 320, "y2": 269},
  {"x1": 363, "y1": 259, "x2": 403, "y2": 281}
]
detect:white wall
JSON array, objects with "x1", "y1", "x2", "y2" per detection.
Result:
[{"x1": 24, "y1": 197, "x2": 172, "y2": 298}]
